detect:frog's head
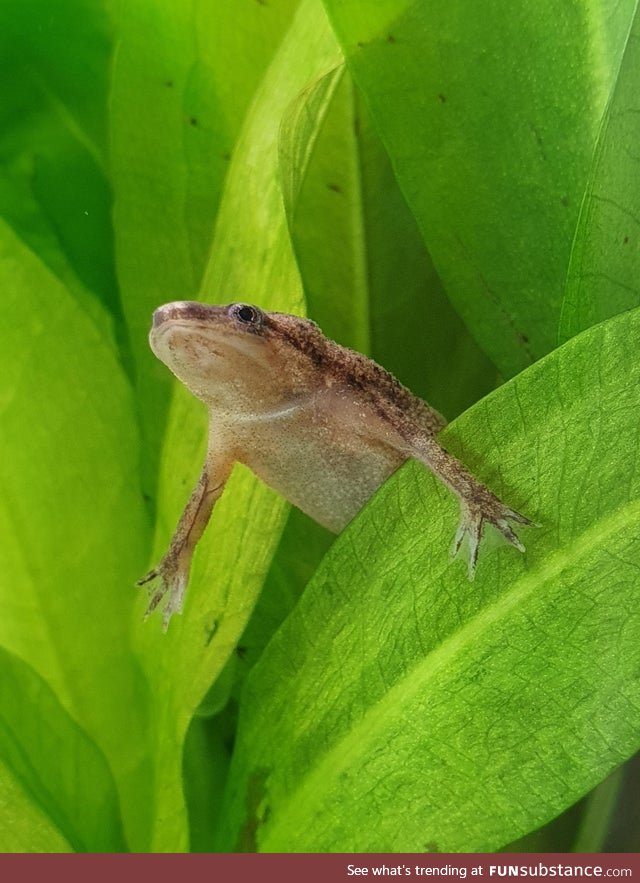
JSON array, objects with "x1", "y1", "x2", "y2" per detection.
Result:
[{"x1": 150, "y1": 301, "x2": 326, "y2": 410}]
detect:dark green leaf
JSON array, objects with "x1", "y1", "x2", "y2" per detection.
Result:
[
  {"x1": 0, "y1": 646, "x2": 126, "y2": 851},
  {"x1": 321, "y1": 0, "x2": 636, "y2": 376},
  {"x1": 286, "y1": 68, "x2": 495, "y2": 418},
  {"x1": 0, "y1": 0, "x2": 119, "y2": 329}
]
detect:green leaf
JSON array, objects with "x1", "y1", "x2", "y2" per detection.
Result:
[
  {"x1": 285, "y1": 67, "x2": 495, "y2": 418},
  {"x1": 130, "y1": 0, "x2": 344, "y2": 851},
  {"x1": 0, "y1": 646, "x2": 126, "y2": 852},
  {"x1": 0, "y1": 0, "x2": 119, "y2": 330},
  {"x1": 0, "y1": 221, "x2": 152, "y2": 849},
  {"x1": 0, "y1": 763, "x2": 71, "y2": 853},
  {"x1": 183, "y1": 712, "x2": 233, "y2": 852},
  {"x1": 320, "y1": 0, "x2": 636, "y2": 377},
  {"x1": 235, "y1": 509, "x2": 334, "y2": 682},
  {"x1": 110, "y1": 0, "x2": 300, "y2": 490},
  {"x1": 559, "y1": 2, "x2": 640, "y2": 343},
  {"x1": 0, "y1": 0, "x2": 111, "y2": 156},
  {"x1": 216, "y1": 305, "x2": 640, "y2": 852},
  {"x1": 199, "y1": 3, "x2": 342, "y2": 301}
]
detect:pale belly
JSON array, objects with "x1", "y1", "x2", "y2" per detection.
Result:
[{"x1": 233, "y1": 412, "x2": 407, "y2": 533}]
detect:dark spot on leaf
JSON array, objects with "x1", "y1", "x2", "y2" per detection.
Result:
[
  {"x1": 528, "y1": 123, "x2": 547, "y2": 161},
  {"x1": 357, "y1": 41, "x2": 366, "y2": 48},
  {"x1": 205, "y1": 619, "x2": 218, "y2": 647},
  {"x1": 223, "y1": 151, "x2": 231, "y2": 161},
  {"x1": 236, "y1": 644, "x2": 248, "y2": 659},
  {"x1": 518, "y1": 332, "x2": 530, "y2": 345},
  {"x1": 387, "y1": 33, "x2": 396, "y2": 43},
  {"x1": 438, "y1": 93, "x2": 447, "y2": 103},
  {"x1": 189, "y1": 116, "x2": 198, "y2": 126},
  {"x1": 424, "y1": 842, "x2": 441, "y2": 853},
  {"x1": 560, "y1": 195, "x2": 569, "y2": 207},
  {"x1": 624, "y1": 235, "x2": 630, "y2": 245},
  {"x1": 327, "y1": 182, "x2": 342, "y2": 194},
  {"x1": 142, "y1": 492, "x2": 152, "y2": 503},
  {"x1": 165, "y1": 80, "x2": 173, "y2": 88},
  {"x1": 256, "y1": 0, "x2": 266, "y2": 5}
]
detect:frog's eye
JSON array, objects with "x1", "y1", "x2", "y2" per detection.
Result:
[{"x1": 230, "y1": 303, "x2": 263, "y2": 327}]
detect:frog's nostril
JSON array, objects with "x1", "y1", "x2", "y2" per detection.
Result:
[{"x1": 153, "y1": 301, "x2": 210, "y2": 328}]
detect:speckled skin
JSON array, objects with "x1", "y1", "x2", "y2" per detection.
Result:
[{"x1": 139, "y1": 301, "x2": 531, "y2": 628}]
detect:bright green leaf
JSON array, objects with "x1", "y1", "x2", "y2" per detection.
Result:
[
  {"x1": 559, "y1": 2, "x2": 640, "y2": 342},
  {"x1": 321, "y1": 0, "x2": 636, "y2": 376},
  {"x1": 216, "y1": 305, "x2": 640, "y2": 852},
  {"x1": 0, "y1": 221, "x2": 151, "y2": 849}
]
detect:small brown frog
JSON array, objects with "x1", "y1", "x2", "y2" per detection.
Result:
[{"x1": 139, "y1": 301, "x2": 532, "y2": 627}]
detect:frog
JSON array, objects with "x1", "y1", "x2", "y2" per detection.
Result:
[{"x1": 138, "y1": 301, "x2": 532, "y2": 628}]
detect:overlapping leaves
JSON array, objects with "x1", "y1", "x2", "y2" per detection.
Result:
[{"x1": 0, "y1": 0, "x2": 638, "y2": 854}]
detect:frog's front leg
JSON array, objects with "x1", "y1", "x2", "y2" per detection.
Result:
[
  {"x1": 137, "y1": 445, "x2": 233, "y2": 629},
  {"x1": 405, "y1": 432, "x2": 533, "y2": 578}
]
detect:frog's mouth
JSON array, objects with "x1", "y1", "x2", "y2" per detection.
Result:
[{"x1": 150, "y1": 306, "x2": 272, "y2": 376}]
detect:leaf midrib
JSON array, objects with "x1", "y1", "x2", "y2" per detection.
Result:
[{"x1": 259, "y1": 494, "x2": 640, "y2": 847}]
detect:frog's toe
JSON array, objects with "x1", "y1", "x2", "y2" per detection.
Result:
[
  {"x1": 137, "y1": 556, "x2": 187, "y2": 629},
  {"x1": 161, "y1": 586, "x2": 186, "y2": 631},
  {"x1": 143, "y1": 584, "x2": 167, "y2": 619},
  {"x1": 450, "y1": 504, "x2": 482, "y2": 579},
  {"x1": 136, "y1": 567, "x2": 159, "y2": 587},
  {"x1": 451, "y1": 497, "x2": 533, "y2": 580},
  {"x1": 501, "y1": 506, "x2": 536, "y2": 527},
  {"x1": 494, "y1": 516, "x2": 526, "y2": 552}
]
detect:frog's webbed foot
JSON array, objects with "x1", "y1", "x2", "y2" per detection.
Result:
[
  {"x1": 451, "y1": 491, "x2": 534, "y2": 580},
  {"x1": 136, "y1": 552, "x2": 189, "y2": 631}
]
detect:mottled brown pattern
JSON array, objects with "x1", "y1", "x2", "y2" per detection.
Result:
[
  {"x1": 266, "y1": 313, "x2": 329, "y2": 368},
  {"x1": 266, "y1": 311, "x2": 445, "y2": 436}
]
